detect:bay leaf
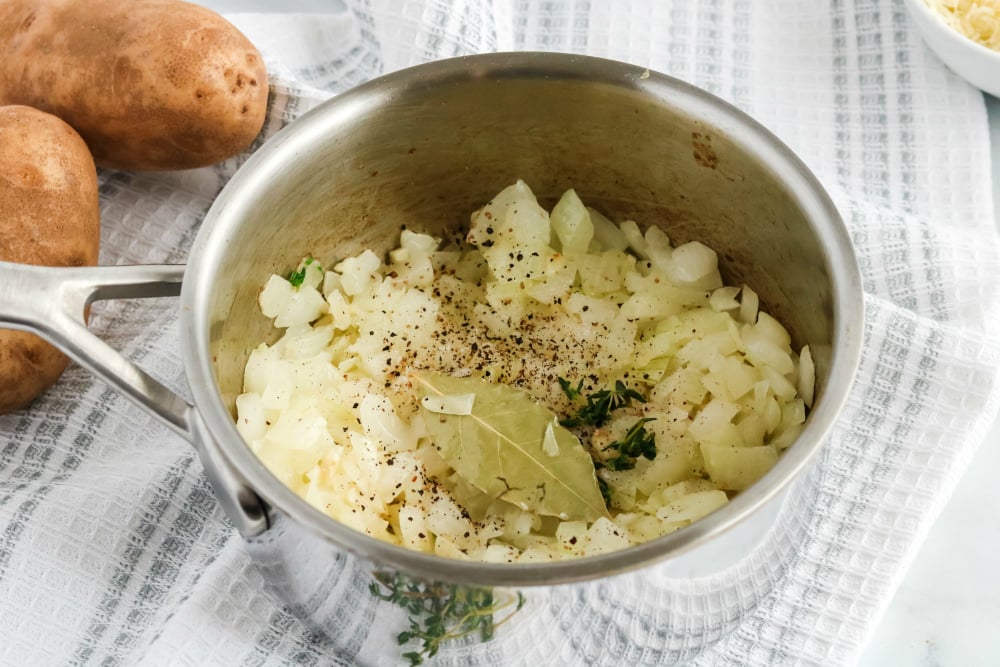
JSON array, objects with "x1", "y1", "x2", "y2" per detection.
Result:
[{"x1": 413, "y1": 372, "x2": 610, "y2": 522}]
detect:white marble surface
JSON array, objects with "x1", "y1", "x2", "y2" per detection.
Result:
[{"x1": 857, "y1": 94, "x2": 1000, "y2": 666}]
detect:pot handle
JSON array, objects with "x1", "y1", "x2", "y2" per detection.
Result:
[{"x1": 0, "y1": 260, "x2": 268, "y2": 537}]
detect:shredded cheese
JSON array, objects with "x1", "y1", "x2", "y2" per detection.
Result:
[{"x1": 926, "y1": 0, "x2": 1000, "y2": 50}]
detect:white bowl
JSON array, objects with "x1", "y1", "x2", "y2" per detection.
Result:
[{"x1": 905, "y1": 0, "x2": 1000, "y2": 97}]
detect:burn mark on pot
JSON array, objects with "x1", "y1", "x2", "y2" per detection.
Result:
[{"x1": 692, "y1": 132, "x2": 718, "y2": 169}]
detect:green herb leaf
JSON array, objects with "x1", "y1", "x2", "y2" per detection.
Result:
[
  {"x1": 557, "y1": 376, "x2": 584, "y2": 401},
  {"x1": 560, "y1": 379, "x2": 646, "y2": 427},
  {"x1": 414, "y1": 372, "x2": 610, "y2": 522},
  {"x1": 288, "y1": 256, "x2": 320, "y2": 288},
  {"x1": 288, "y1": 266, "x2": 308, "y2": 288},
  {"x1": 371, "y1": 571, "x2": 524, "y2": 666},
  {"x1": 598, "y1": 477, "x2": 612, "y2": 504},
  {"x1": 603, "y1": 417, "x2": 657, "y2": 471}
]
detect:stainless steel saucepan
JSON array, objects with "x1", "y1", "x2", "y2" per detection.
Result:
[{"x1": 0, "y1": 52, "x2": 863, "y2": 650}]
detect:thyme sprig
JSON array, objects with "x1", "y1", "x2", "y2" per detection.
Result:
[
  {"x1": 557, "y1": 377, "x2": 659, "y2": 498},
  {"x1": 369, "y1": 571, "x2": 525, "y2": 665},
  {"x1": 558, "y1": 379, "x2": 646, "y2": 427},
  {"x1": 603, "y1": 417, "x2": 657, "y2": 471}
]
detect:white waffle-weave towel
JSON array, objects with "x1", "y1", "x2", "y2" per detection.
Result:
[{"x1": 0, "y1": 1, "x2": 998, "y2": 665}]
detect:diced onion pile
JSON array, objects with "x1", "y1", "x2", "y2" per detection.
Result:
[
  {"x1": 926, "y1": 0, "x2": 1000, "y2": 50},
  {"x1": 235, "y1": 181, "x2": 814, "y2": 562}
]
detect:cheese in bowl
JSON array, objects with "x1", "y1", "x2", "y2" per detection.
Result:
[
  {"x1": 235, "y1": 181, "x2": 813, "y2": 563},
  {"x1": 925, "y1": 0, "x2": 1000, "y2": 50}
]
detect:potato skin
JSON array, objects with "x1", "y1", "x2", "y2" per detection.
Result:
[
  {"x1": 0, "y1": 0, "x2": 268, "y2": 171},
  {"x1": 0, "y1": 105, "x2": 99, "y2": 414}
]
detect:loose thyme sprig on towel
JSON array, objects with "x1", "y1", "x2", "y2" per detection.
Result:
[{"x1": 370, "y1": 571, "x2": 525, "y2": 666}]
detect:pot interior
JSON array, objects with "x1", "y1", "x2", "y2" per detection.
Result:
[
  {"x1": 207, "y1": 69, "x2": 839, "y2": 409},
  {"x1": 185, "y1": 53, "x2": 859, "y2": 582}
]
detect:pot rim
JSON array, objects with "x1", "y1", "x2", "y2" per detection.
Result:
[{"x1": 179, "y1": 51, "x2": 864, "y2": 586}]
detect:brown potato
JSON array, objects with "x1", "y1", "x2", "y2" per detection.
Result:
[
  {"x1": 0, "y1": 105, "x2": 99, "y2": 414},
  {"x1": 0, "y1": 0, "x2": 268, "y2": 171}
]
